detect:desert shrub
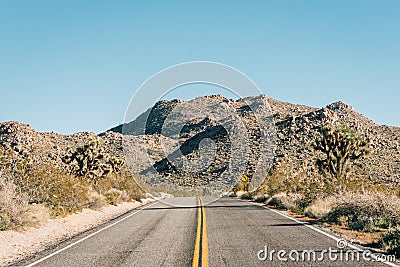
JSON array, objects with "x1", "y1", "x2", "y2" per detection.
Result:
[
  {"x1": 104, "y1": 189, "x2": 121, "y2": 205},
  {"x1": 323, "y1": 192, "x2": 400, "y2": 232},
  {"x1": 304, "y1": 196, "x2": 337, "y2": 219},
  {"x1": 0, "y1": 178, "x2": 30, "y2": 230},
  {"x1": 14, "y1": 164, "x2": 89, "y2": 216},
  {"x1": 94, "y1": 171, "x2": 144, "y2": 202},
  {"x1": 381, "y1": 227, "x2": 400, "y2": 257},
  {"x1": 65, "y1": 139, "x2": 144, "y2": 203},
  {"x1": 266, "y1": 192, "x2": 303, "y2": 210},
  {"x1": 0, "y1": 213, "x2": 12, "y2": 231},
  {"x1": 117, "y1": 174, "x2": 144, "y2": 201},
  {"x1": 87, "y1": 191, "x2": 106, "y2": 210},
  {"x1": 119, "y1": 190, "x2": 130, "y2": 202},
  {"x1": 48, "y1": 175, "x2": 89, "y2": 215},
  {"x1": 261, "y1": 162, "x2": 295, "y2": 196},
  {"x1": 0, "y1": 145, "x2": 89, "y2": 216},
  {"x1": 104, "y1": 188, "x2": 130, "y2": 205},
  {"x1": 0, "y1": 141, "x2": 144, "y2": 224},
  {"x1": 260, "y1": 159, "x2": 336, "y2": 206},
  {"x1": 0, "y1": 178, "x2": 49, "y2": 230}
]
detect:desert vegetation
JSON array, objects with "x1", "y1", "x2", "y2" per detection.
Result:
[
  {"x1": 0, "y1": 138, "x2": 143, "y2": 231},
  {"x1": 257, "y1": 122, "x2": 400, "y2": 257},
  {"x1": 315, "y1": 124, "x2": 369, "y2": 193},
  {"x1": 0, "y1": 96, "x2": 399, "y2": 257}
]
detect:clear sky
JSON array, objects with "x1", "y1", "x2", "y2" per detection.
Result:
[{"x1": 0, "y1": 1, "x2": 399, "y2": 134}]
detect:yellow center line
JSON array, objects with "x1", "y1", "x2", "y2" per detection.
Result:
[
  {"x1": 192, "y1": 197, "x2": 209, "y2": 267},
  {"x1": 201, "y1": 198, "x2": 209, "y2": 267},
  {"x1": 192, "y1": 197, "x2": 202, "y2": 267}
]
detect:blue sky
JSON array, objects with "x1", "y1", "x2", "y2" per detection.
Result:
[{"x1": 0, "y1": 1, "x2": 399, "y2": 134}]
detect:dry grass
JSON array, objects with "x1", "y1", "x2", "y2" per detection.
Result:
[
  {"x1": 104, "y1": 188, "x2": 130, "y2": 205},
  {"x1": 0, "y1": 179, "x2": 29, "y2": 230},
  {"x1": 0, "y1": 179, "x2": 49, "y2": 230},
  {"x1": 323, "y1": 192, "x2": 400, "y2": 232},
  {"x1": 304, "y1": 196, "x2": 337, "y2": 219},
  {"x1": 268, "y1": 191, "x2": 400, "y2": 256},
  {"x1": 266, "y1": 192, "x2": 303, "y2": 210},
  {"x1": 258, "y1": 145, "x2": 400, "y2": 255},
  {"x1": 87, "y1": 191, "x2": 106, "y2": 210},
  {"x1": 95, "y1": 172, "x2": 144, "y2": 202},
  {"x1": 0, "y1": 144, "x2": 144, "y2": 230}
]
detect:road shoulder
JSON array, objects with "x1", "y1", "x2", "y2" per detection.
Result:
[
  {"x1": 0, "y1": 198, "x2": 155, "y2": 267},
  {"x1": 238, "y1": 197, "x2": 400, "y2": 266}
]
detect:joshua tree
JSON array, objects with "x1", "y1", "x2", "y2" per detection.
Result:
[
  {"x1": 63, "y1": 138, "x2": 124, "y2": 182},
  {"x1": 315, "y1": 123, "x2": 369, "y2": 192}
]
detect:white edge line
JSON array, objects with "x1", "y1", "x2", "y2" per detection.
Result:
[
  {"x1": 244, "y1": 200, "x2": 399, "y2": 267},
  {"x1": 25, "y1": 201, "x2": 157, "y2": 267}
]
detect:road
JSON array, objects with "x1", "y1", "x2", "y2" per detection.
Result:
[{"x1": 14, "y1": 197, "x2": 396, "y2": 267}]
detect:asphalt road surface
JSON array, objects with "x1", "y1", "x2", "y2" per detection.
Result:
[{"x1": 14, "y1": 197, "x2": 397, "y2": 267}]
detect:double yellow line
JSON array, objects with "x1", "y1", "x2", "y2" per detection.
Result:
[{"x1": 192, "y1": 197, "x2": 208, "y2": 267}]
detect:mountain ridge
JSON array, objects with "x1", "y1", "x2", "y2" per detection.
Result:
[{"x1": 1, "y1": 96, "x2": 399, "y2": 190}]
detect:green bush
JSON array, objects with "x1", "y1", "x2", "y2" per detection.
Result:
[{"x1": 381, "y1": 227, "x2": 400, "y2": 257}]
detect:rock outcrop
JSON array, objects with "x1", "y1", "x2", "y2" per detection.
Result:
[{"x1": 0, "y1": 95, "x2": 398, "y2": 193}]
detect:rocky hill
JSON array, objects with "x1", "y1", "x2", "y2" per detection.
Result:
[
  {"x1": 1, "y1": 95, "x2": 399, "y2": 195},
  {"x1": 275, "y1": 100, "x2": 399, "y2": 184}
]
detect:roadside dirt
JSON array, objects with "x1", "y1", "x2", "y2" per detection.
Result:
[{"x1": 0, "y1": 199, "x2": 155, "y2": 266}]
